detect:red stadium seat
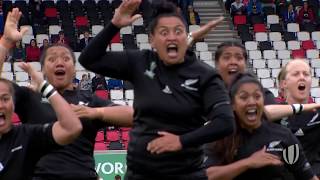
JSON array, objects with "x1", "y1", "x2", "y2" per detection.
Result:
[
  {"x1": 233, "y1": 15, "x2": 247, "y2": 26},
  {"x1": 75, "y1": 16, "x2": 89, "y2": 28},
  {"x1": 95, "y1": 131, "x2": 105, "y2": 142},
  {"x1": 94, "y1": 142, "x2": 107, "y2": 150},
  {"x1": 121, "y1": 130, "x2": 129, "y2": 141},
  {"x1": 302, "y1": 40, "x2": 315, "y2": 50},
  {"x1": 111, "y1": 32, "x2": 121, "y2": 43},
  {"x1": 253, "y1": 24, "x2": 267, "y2": 32},
  {"x1": 106, "y1": 130, "x2": 120, "y2": 142},
  {"x1": 45, "y1": 7, "x2": 58, "y2": 18},
  {"x1": 292, "y1": 49, "x2": 306, "y2": 58}
]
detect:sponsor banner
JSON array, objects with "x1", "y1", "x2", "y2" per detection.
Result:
[{"x1": 94, "y1": 150, "x2": 127, "y2": 180}]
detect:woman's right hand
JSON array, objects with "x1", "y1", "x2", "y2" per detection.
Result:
[
  {"x1": 18, "y1": 62, "x2": 44, "y2": 92},
  {"x1": 111, "y1": 0, "x2": 142, "y2": 28},
  {"x1": 0, "y1": 8, "x2": 29, "y2": 49},
  {"x1": 247, "y1": 146, "x2": 283, "y2": 169}
]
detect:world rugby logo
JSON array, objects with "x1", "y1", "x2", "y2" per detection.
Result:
[{"x1": 282, "y1": 144, "x2": 299, "y2": 165}]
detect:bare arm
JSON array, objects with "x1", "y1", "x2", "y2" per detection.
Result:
[
  {"x1": 19, "y1": 62, "x2": 82, "y2": 145},
  {"x1": 264, "y1": 104, "x2": 320, "y2": 121},
  {"x1": 0, "y1": 8, "x2": 28, "y2": 70},
  {"x1": 71, "y1": 104, "x2": 134, "y2": 127},
  {"x1": 206, "y1": 147, "x2": 282, "y2": 180},
  {"x1": 188, "y1": 16, "x2": 224, "y2": 46}
]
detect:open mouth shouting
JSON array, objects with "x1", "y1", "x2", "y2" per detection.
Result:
[
  {"x1": 167, "y1": 44, "x2": 178, "y2": 58},
  {"x1": 246, "y1": 108, "x2": 258, "y2": 122},
  {"x1": 0, "y1": 112, "x2": 6, "y2": 127}
]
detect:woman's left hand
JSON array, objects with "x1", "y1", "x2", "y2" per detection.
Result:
[{"x1": 147, "y1": 131, "x2": 182, "y2": 154}]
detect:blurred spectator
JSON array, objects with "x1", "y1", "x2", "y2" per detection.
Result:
[
  {"x1": 53, "y1": 31, "x2": 70, "y2": 46},
  {"x1": 186, "y1": 5, "x2": 200, "y2": 25},
  {"x1": 92, "y1": 74, "x2": 108, "y2": 92},
  {"x1": 297, "y1": 1, "x2": 315, "y2": 25},
  {"x1": 79, "y1": 73, "x2": 92, "y2": 92},
  {"x1": 40, "y1": 39, "x2": 50, "y2": 54},
  {"x1": 11, "y1": 41, "x2": 25, "y2": 62},
  {"x1": 230, "y1": 0, "x2": 246, "y2": 17},
  {"x1": 72, "y1": 76, "x2": 80, "y2": 89},
  {"x1": 247, "y1": 0, "x2": 262, "y2": 16},
  {"x1": 26, "y1": 39, "x2": 40, "y2": 62},
  {"x1": 179, "y1": 0, "x2": 193, "y2": 20},
  {"x1": 275, "y1": 0, "x2": 287, "y2": 15},
  {"x1": 78, "y1": 30, "x2": 92, "y2": 51},
  {"x1": 282, "y1": 3, "x2": 297, "y2": 25}
]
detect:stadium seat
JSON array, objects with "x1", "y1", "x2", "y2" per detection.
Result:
[
  {"x1": 311, "y1": 59, "x2": 320, "y2": 68},
  {"x1": 283, "y1": 32, "x2": 296, "y2": 42},
  {"x1": 45, "y1": 7, "x2": 58, "y2": 18},
  {"x1": 259, "y1": 41, "x2": 272, "y2": 51},
  {"x1": 267, "y1": 15, "x2": 279, "y2": 26},
  {"x1": 267, "y1": 59, "x2": 281, "y2": 68},
  {"x1": 277, "y1": 50, "x2": 291, "y2": 59},
  {"x1": 249, "y1": 50, "x2": 262, "y2": 60},
  {"x1": 15, "y1": 72, "x2": 29, "y2": 82},
  {"x1": 96, "y1": 131, "x2": 105, "y2": 142},
  {"x1": 22, "y1": 35, "x2": 35, "y2": 47},
  {"x1": 269, "y1": 32, "x2": 282, "y2": 42},
  {"x1": 261, "y1": 78, "x2": 275, "y2": 88},
  {"x1": 287, "y1": 23, "x2": 300, "y2": 33},
  {"x1": 110, "y1": 89, "x2": 124, "y2": 100},
  {"x1": 273, "y1": 41, "x2": 286, "y2": 50},
  {"x1": 75, "y1": 16, "x2": 89, "y2": 28},
  {"x1": 263, "y1": 50, "x2": 276, "y2": 59},
  {"x1": 292, "y1": 49, "x2": 306, "y2": 59},
  {"x1": 253, "y1": 24, "x2": 267, "y2": 33},
  {"x1": 200, "y1": 51, "x2": 213, "y2": 61},
  {"x1": 1, "y1": 72, "x2": 14, "y2": 81},
  {"x1": 120, "y1": 26, "x2": 133, "y2": 35},
  {"x1": 92, "y1": 25, "x2": 104, "y2": 36},
  {"x1": 136, "y1": 34, "x2": 149, "y2": 44},
  {"x1": 245, "y1": 41, "x2": 258, "y2": 51},
  {"x1": 106, "y1": 130, "x2": 120, "y2": 142},
  {"x1": 270, "y1": 24, "x2": 284, "y2": 33},
  {"x1": 2, "y1": 62, "x2": 11, "y2": 72},
  {"x1": 196, "y1": 42, "x2": 209, "y2": 52},
  {"x1": 125, "y1": 90, "x2": 134, "y2": 100},
  {"x1": 49, "y1": 25, "x2": 61, "y2": 35},
  {"x1": 95, "y1": 90, "x2": 109, "y2": 100},
  {"x1": 252, "y1": 60, "x2": 266, "y2": 69},
  {"x1": 257, "y1": 69, "x2": 271, "y2": 78},
  {"x1": 311, "y1": 31, "x2": 320, "y2": 41},
  {"x1": 307, "y1": 49, "x2": 319, "y2": 59},
  {"x1": 111, "y1": 32, "x2": 121, "y2": 43},
  {"x1": 271, "y1": 68, "x2": 281, "y2": 78},
  {"x1": 20, "y1": 25, "x2": 33, "y2": 36},
  {"x1": 233, "y1": 15, "x2": 246, "y2": 26},
  {"x1": 94, "y1": 142, "x2": 107, "y2": 150},
  {"x1": 110, "y1": 43, "x2": 124, "y2": 51},
  {"x1": 302, "y1": 40, "x2": 315, "y2": 50},
  {"x1": 297, "y1": 32, "x2": 310, "y2": 41},
  {"x1": 287, "y1": 41, "x2": 301, "y2": 50},
  {"x1": 139, "y1": 43, "x2": 152, "y2": 50},
  {"x1": 255, "y1": 32, "x2": 268, "y2": 42}
]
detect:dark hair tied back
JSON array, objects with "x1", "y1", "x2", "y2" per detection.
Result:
[
  {"x1": 229, "y1": 72, "x2": 263, "y2": 101},
  {"x1": 151, "y1": 0, "x2": 177, "y2": 18}
]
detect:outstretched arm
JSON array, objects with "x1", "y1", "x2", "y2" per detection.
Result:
[
  {"x1": 0, "y1": 8, "x2": 28, "y2": 70},
  {"x1": 19, "y1": 63, "x2": 82, "y2": 145},
  {"x1": 71, "y1": 104, "x2": 134, "y2": 127},
  {"x1": 264, "y1": 103, "x2": 320, "y2": 121},
  {"x1": 188, "y1": 16, "x2": 224, "y2": 46}
]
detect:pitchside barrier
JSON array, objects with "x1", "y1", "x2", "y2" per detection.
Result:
[{"x1": 94, "y1": 150, "x2": 127, "y2": 180}]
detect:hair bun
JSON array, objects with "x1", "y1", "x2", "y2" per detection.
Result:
[{"x1": 151, "y1": 0, "x2": 177, "y2": 18}]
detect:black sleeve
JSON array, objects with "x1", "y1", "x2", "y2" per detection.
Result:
[
  {"x1": 204, "y1": 143, "x2": 224, "y2": 167},
  {"x1": 79, "y1": 22, "x2": 136, "y2": 81},
  {"x1": 285, "y1": 132, "x2": 315, "y2": 180},
  {"x1": 13, "y1": 83, "x2": 52, "y2": 124},
  {"x1": 263, "y1": 88, "x2": 276, "y2": 105},
  {"x1": 180, "y1": 74, "x2": 235, "y2": 147},
  {"x1": 28, "y1": 123, "x2": 60, "y2": 153}
]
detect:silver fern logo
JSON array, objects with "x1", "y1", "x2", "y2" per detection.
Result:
[
  {"x1": 144, "y1": 62, "x2": 156, "y2": 79},
  {"x1": 283, "y1": 144, "x2": 299, "y2": 165}
]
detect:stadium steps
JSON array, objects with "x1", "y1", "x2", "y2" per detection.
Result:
[{"x1": 194, "y1": 0, "x2": 239, "y2": 58}]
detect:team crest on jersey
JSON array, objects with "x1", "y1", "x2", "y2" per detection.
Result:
[
  {"x1": 266, "y1": 140, "x2": 283, "y2": 152},
  {"x1": 307, "y1": 113, "x2": 320, "y2": 126},
  {"x1": 144, "y1": 61, "x2": 156, "y2": 79},
  {"x1": 283, "y1": 144, "x2": 299, "y2": 165},
  {"x1": 162, "y1": 85, "x2": 172, "y2": 94},
  {"x1": 181, "y1": 79, "x2": 199, "y2": 91}
]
